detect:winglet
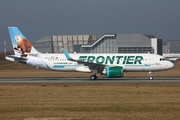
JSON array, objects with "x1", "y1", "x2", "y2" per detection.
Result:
[{"x1": 62, "y1": 48, "x2": 71, "y2": 60}]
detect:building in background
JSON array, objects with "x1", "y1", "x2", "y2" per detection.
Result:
[
  {"x1": 78, "y1": 34, "x2": 162, "y2": 55},
  {"x1": 33, "y1": 35, "x2": 101, "y2": 53},
  {"x1": 33, "y1": 34, "x2": 162, "y2": 55},
  {"x1": 163, "y1": 40, "x2": 180, "y2": 62},
  {"x1": 163, "y1": 40, "x2": 180, "y2": 53}
]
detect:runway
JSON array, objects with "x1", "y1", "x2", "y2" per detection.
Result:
[{"x1": 0, "y1": 77, "x2": 180, "y2": 84}]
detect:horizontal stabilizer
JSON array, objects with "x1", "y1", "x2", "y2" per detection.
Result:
[{"x1": 6, "y1": 55, "x2": 28, "y2": 60}]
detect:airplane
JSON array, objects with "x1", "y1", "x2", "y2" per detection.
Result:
[
  {"x1": 163, "y1": 53, "x2": 180, "y2": 62},
  {"x1": 6, "y1": 27, "x2": 174, "y2": 80}
]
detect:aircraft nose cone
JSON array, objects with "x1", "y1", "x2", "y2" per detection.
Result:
[{"x1": 168, "y1": 62, "x2": 174, "y2": 69}]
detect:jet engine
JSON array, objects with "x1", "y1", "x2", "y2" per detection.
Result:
[{"x1": 103, "y1": 66, "x2": 124, "y2": 78}]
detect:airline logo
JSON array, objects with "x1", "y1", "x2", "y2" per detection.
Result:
[{"x1": 79, "y1": 56, "x2": 144, "y2": 65}]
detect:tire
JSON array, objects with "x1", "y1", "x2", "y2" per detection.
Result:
[{"x1": 90, "y1": 75, "x2": 97, "y2": 80}]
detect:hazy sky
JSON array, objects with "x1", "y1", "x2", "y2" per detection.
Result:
[{"x1": 0, "y1": 0, "x2": 180, "y2": 51}]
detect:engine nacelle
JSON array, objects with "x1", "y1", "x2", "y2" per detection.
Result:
[{"x1": 104, "y1": 66, "x2": 124, "y2": 78}]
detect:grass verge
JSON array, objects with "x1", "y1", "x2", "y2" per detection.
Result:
[{"x1": 0, "y1": 84, "x2": 180, "y2": 120}]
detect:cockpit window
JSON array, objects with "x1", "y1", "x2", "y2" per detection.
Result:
[{"x1": 160, "y1": 58, "x2": 166, "y2": 61}]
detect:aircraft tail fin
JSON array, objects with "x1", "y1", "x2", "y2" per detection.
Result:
[{"x1": 8, "y1": 27, "x2": 39, "y2": 57}]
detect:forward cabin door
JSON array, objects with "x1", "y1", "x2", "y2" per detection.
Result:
[{"x1": 149, "y1": 55, "x2": 154, "y2": 65}]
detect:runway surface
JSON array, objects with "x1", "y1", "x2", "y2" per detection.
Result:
[{"x1": 0, "y1": 77, "x2": 180, "y2": 84}]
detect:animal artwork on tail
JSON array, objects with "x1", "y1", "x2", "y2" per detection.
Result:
[{"x1": 14, "y1": 35, "x2": 32, "y2": 57}]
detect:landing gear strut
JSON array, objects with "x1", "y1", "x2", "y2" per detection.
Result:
[{"x1": 148, "y1": 71, "x2": 153, "y2": 80}]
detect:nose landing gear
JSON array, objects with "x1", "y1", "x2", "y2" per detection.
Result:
[{"x1": 148, "y1": 71, "x2": 153, "y2": 80}]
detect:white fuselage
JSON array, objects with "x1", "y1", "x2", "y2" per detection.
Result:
[{"x1": 22, "y1": 53, "x2": 174, "y2": 72}]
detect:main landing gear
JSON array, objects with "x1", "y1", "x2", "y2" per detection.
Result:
[
  {"x1": 148, "y1": 71, "x2": 153, "y2": 80},
  {"x1": 90, "y1": 69, "x2": 98, "y2": 80},
  {"x1": 90, "y1": 75, "x2": 97, "y2": 80}
]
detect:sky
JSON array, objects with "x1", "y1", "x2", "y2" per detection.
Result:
[{"x1": 0, "y1": 0, "x2": 180, "y2": 51}]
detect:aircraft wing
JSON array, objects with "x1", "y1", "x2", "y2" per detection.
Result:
[{"x1": 62, "y1": 48, "x2": 106, "y2": 69}]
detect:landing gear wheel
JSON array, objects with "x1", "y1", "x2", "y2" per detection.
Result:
[
  {"x1": 90, "y1": 75, "x2": 97, "y2": 80},
  {"x1": 149, "y1": 76, "x2": 153, "y2": 80},
  {"x1": 94, "y1": 75, "x2": 97, "y2": 80},
  {"x1": 148, "y1": 71, "x2": 153, "y2": 80}
]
